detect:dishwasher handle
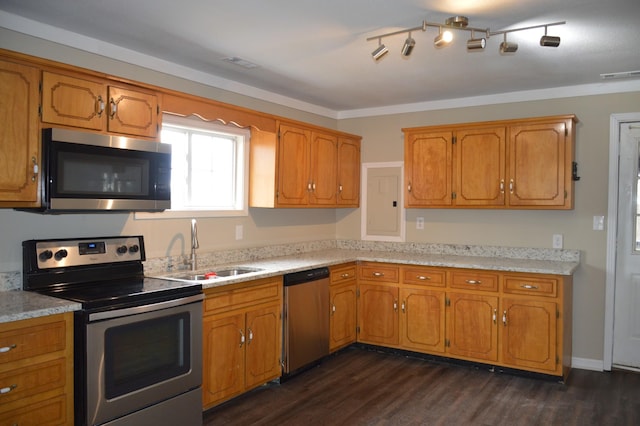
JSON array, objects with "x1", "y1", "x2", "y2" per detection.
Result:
[{"x1": 283, "y1": 267, "x2": 330, "y2": 286}]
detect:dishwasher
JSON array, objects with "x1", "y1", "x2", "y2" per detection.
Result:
[{"x1": 282, "y1": 267, "x2": 330, "y2": 379}]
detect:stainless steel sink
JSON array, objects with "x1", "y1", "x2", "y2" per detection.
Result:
[{"x1": 165, "y1": 267, "x2": 263, "y2": 282}]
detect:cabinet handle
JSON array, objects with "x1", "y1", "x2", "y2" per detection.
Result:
[
  {"x1": 239, "y1": 329, "x2": 245, "y2": 347},
  {"x1": 407, "y1": 183, "x2": 412, "y2": 193},
  {"x1": 0, "y1": 384, "x2": 17, "y2": 394},
  {"x1": 417, "y1": 275, "x2": 431, "y2": 281},
  {"x1": 307, "y1": 182, "x2": 312, "y2": 191},
  {"x1": 372, "y1": 272, "x2": 385, "y2": 277},
  {"x1": 248, "y1": 328, "x2": 254, "y2": 344},
  {"x1": 109, "y1": 98, "x2": 117, "y2": 118},
  {"x1": 401, "y1": 301, "x2": 406, "y2": 313},
  {"x1": 340, "y1": 273, "x2": 351, "y2": 279},
  {"x1": 393, "y1": 300, "x2": 398, "y2": 312},
  {"x1": 465, "y1": 280, "x2": 482, "y2": 285},
  {"x1": 509, "y1": 179, "x2": 514, "y2": 193},
  {"x1": 0, "y1": 344, "x2": 16, "y2": 353},
  {"x1": 31, "y1": 157, "x2": 39, "y2": 182},
  {"x1": 312, "y1": 182, "x2": 316, "y2": 191},
  {"x1": 331, "y1": 304, "x2": 336, "y2": 315},
  {"x1": 493, "y1": 308, "x2": 497, "y2": 324},
  {"x1": 502, "y1": 311, "x2": 507, "y2": 326},
  {"x1": 96, "y1": 95, "x2": 105, "y2": 117},
  {"x1": 500, "y1": 179, "x2": 505, "y2": 193},
  {"x1": 338, "y1": 184, "x2": 343, "y2": 193},
  {"x1": 520, "y1": 284, "x2": 539, "y2": 290}
]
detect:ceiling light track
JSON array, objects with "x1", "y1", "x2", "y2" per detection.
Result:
[{"x1": 367, "y1": 17, "x2": 565, "y2": 60}]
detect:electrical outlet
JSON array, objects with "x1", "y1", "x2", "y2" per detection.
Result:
[
  {"x1": 235, "y1": 225, "x2": 243, "y2": 240},
  {"x1": 593, "y1": 215, "x2": 605, "y2": 231},
  {"x1": 552, "y1": 234, "x2": 563, "y2": 249},
  {"x1": 416, "y1": 217, "x2": 424, "y2": 230}
]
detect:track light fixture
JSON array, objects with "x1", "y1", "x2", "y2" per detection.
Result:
[
  {"x1": 402, "y1": 33, "x2": 415, "y2": 56},
  {"x1": 366, "y1": 15, "x2": 564, "y2": 59},
  {"x1": 540, "y1": 25, "x2": 561, "y2": 47},
  {"x1": 371, "y1": 38, "x2": 389, "y2": 61}
]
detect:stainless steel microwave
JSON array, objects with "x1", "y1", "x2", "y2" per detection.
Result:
[{"x1": 32, "y1": 128, "x2": 171, "y2": 213}]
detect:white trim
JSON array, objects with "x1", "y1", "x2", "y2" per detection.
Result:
[
  {"x1": 2, "y1": 11, "x2": 640, "y2": 120},
  {"x1": 571, "y1": 357, "x2": 604, "y2": 372},
  {"x1": 604, "y1": 112, "x2": 640, "y2": 371},
  {"x1": 361, "y1": 162, "x2": 405, "y2": 242}
]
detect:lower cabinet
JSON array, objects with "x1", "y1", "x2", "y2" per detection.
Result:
[
  {"x1": 0, "y1": 313, "x2": 74, "y2": 425},
  {"x1": 202, "y1": 277, "x2": 282, "y2": 409},
  {"x1": 329, "y1": 264, "x2": 357, "y2": 352},
  {"x1": 356, "y1": 263, "x2": 572, "y2": 380}
]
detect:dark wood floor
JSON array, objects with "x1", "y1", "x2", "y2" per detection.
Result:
[{"x1": 203, "y1": 345, "x2": 640, "y2": 426}]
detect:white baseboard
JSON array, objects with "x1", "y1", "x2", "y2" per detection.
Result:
[{"x1": 572, "y1": 357, "x2": 604, "y2": 372}]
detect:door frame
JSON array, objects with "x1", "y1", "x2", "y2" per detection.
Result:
[
  {"x1": 604, "y1": 112, "x2": 640, "y2": 371},
  {"x1": 361, "y1": 161, "x2": 405, "y2": 242}
]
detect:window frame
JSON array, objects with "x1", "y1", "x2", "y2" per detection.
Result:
[{"x1": 135, "y1": 115, "x2": 250, "y2": 220}]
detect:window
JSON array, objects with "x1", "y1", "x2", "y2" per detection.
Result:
[{"x1": 135, "y1": 115, "x2": 249, "y2": 219}]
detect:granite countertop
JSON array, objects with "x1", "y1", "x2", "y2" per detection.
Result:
[{"x1": 0, "y1": 247, "x2": 580, "y2": 324}]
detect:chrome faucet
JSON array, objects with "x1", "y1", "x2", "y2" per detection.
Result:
[{"x1": 190, "y1": 218, "x2": 199, "y2": 271}]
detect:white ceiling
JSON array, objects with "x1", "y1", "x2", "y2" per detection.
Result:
[{"x1": 1, "y1": 0, "x2": 639, "y2": 118}]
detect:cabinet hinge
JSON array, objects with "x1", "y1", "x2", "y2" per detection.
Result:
[
  {"x1": 564, "y1": 190, "x2": 568, "y2": 199},
  {"x1": 445, "y1": 339, "x2": 450, "y2": 347},
  {"x1": 452, "y1": 136, "x2": 457, "y2": 144},
  {"x1": 356, "y1": 289, "x2": 360, "y2": 297},
  {"x1": 356, "y1": 326, "x2": 360, "y2": 334},
  {"x1": 445, "y1": 297, "x2": 450, "y2": 307},
  {"x1": 556, "y1": 309, "x2": 560, "y2": 319},
  {"x1": 157, "y1": 105, "x2": 160, "y2": 115},
  {"x1": 452, "y1": 192, "x2": 457, "y2": 200},
  {"x1": 556, "y1": 355, "x2": 559, "y2": 365},
  {"x1": 565, "y1": 127, "x2": 568, "y2": 137},
  {"x1": 38, "y1": 104, "x2": 42, "y2": 118}
]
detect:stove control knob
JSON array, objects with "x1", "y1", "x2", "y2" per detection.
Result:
[
  {"x1": 129, "y1": 244, "x2": 140, "y2": 253},
  {"x1": 54, "y1": 249, "x2": 68, "y2": 261},
  {"x1": 39, "y1": 250, "x2": 53, "y2": 261},
  {"x1": 116, "y1": 245, "x2": 128, "y2": 254}
]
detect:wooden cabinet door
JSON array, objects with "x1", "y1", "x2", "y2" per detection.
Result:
[
  {"x1": 202, "y1": 312, "x2": 245, "y2": 408},
  {"x1": 277, "y1": 124, "x2": 311, "y2": 206},
  {"x1": 330, "y1": 281, "x2": 357, "y2": 351},
  {"x1": 358, "y1": 283, "x2": 399, "y2": 346},
  {"x1": 41, "y1": 71, "x2": 106, "y2": 130},
  {"x1": 245, "y1": 304, "x2": 282, "y2": 389},
  {"x1": 0, "y1": 60, "x2": 40, "y2": 203},
  {"x1": 508, "y1": 120, "x2": 569, "y2": 207},
  {"x1": 336, "y1": 136, "x2": 360, "y2": 206},
  {"x1": 309, "y1": 131, "x2": 338, "y2": 205},
  {"x1": 446, "y1": 292, "x2": 498, "y2": 361},
  {"x1": 400, "y1": 288, "x2": 445, "y2": 353},
  {"x1": 405, "y1": 130, "x2": 453, "y2": 207},
  {"x1": 455, "y1": 126, "x2": 506, "y2": 206},
  {"x1": 501, "y1": 298, "x2": 558, "y2": 373},
  {"x1": 107, "y1": 86, "x2": 158, "y2": 138}
]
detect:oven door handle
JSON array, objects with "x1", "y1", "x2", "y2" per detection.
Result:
[{"x1": 88, "y1": 293, "x2": 204, "y2": 322}]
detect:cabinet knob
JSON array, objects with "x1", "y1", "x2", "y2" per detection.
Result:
[
  {"x1": 109, "y1": 98, "x2": 117, "y2": 118},
  {"x1": 493, "y1": 308, "x2": 497, "y2": 324},
  {"x1": 401, "y1": 301, "x2": 406, "y2": 313},
  {"x1": 502, "y1": 310, "x2": 507, "y2": 326},
  {"x1": 96, "y1": 95, "x2": 105, "y2": 117},
  {"x1": 239, "y1": 329, "x2": 245, "y2": 347},
  {"x1": 248, "y1": 328, "x2": 254, "y2": 344},
  {"x1": 407, "y1": 183, "x2": 412, "y2": 193},
  {"x1": 0, "y1": 384, "x2": 17, "y2": 394},
  {"x1": 0, "y1": 344, "x2": 16, "y2": 353},
  {"x1": 393, "y1": 300, "x2": 398, "y2": 312},
  {"x1": 331, "y1": 304, "x2": 336, "y2": 315}
]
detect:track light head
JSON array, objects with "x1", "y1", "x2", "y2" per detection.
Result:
[
  {"x1": 499, "y1": 41, "x2": 518, "y2": 53},
  {"x1": 372, "y1": 41, "x2": 389, "y2": 61},
  {"x1": 402, "y1": 35, "x2": 416, "y2": 57},
  {"x1": 434, "y1": 28, "x2": 453, "y2": 47},
  {"x1": 540, "y1": 35, "x2": 561, "y2": 47},
  {"x1": 467, "y1": 31, "x2": 486, "y2": 50}
]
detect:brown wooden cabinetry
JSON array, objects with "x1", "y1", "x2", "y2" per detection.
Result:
[
  {"x1": 329, "y1": 263, "x2": 357, "y2": 352},
  {"x1": 403, "y1": 115, "x2": 577, "y2": 209},
  {"x1": 0, "y1": 58, "x2": 40, "y2": 205},
  {"x1": 202, "y1": 277, "x2": 282, "y2": 409},
  {"x1": 250, "y1": 121, "x2": 360, "y2": 208},
  {"x1": 357, "y1": 262, "x2": 400, "y2": 346},
  {"x1": 446, "y1": 292, "x2": 499, "y2": 362},
  {"x1": 41, "y1": 71, "x2": 159, "y2": 138},
  {"x1": 0, "y1": 313, "x2": 73, "y2": 425}
]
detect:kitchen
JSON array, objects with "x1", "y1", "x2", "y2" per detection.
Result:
[{"x1": 1, "y1": 1, "x2": 640, "y2": 425}]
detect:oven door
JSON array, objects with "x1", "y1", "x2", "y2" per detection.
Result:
[{"x1": 83, "y1": 294, "x2": 203, "y2": 426}]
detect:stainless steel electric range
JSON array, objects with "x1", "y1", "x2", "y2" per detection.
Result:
[{"x1": 22, "y1": 235, "x2": 203, "y2": 426}]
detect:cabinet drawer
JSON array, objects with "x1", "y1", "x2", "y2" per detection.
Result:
[
  {"x1": 330, "y1": 263, "x2": 356, "y2": 284},
  {"x1": 503, "y1": 275, "x2": 558, "y2": 297},
  {"x1": 0, "y1": 319, "x2": 66, "y2": 365},
  {"x1": 402, "y1": 266, "x2": 446, "y2": 287},
  {"x1": 204, "y1": 277, "x2": 282, "y2": 314},
  {"x1": 0, "y1": 394, "x2": 67, "y2": 425},
  {"x1": 450, "y1": 270, "x2": 498, "y2": 292},
  {"x1": 0, "y1": 358, "x2": 66, "y2": 405},
  {"x1": 358, "y1": 263, "x2": 399, "y2": 283}
]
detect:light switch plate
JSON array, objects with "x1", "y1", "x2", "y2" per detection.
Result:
[
  {"x1": 416, "y1": 217, "x2": 424, "y2": 230},
  {"x1": 552, "y1": 234, "x2": 563, "y2": 249},
  {"x1": 235, "y1": 225, "x2": 243, "y2": 240}
]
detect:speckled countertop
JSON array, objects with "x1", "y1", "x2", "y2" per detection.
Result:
[{"x1": 0, "y1": 241, "x2": 580, "y2": 324}]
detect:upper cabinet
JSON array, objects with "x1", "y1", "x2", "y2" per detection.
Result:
[
  {"x1": 403, "y1": 115, "x2": 577, "y2": 209},
  {"x1": 250, "y1": 121, "x2": 361, "y2": 208},
  {"x1": 41, "y1": 71, "x2": 159, "y2": 138},
  {"x1": 0, "y1": 58, "x2": 40, "y2": 205}
]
